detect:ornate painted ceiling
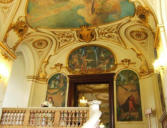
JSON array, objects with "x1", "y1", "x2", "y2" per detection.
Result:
[
  {"x1": 0, "y1": 0, "x2": 158, "y2": 81},
  {"x1": 27, "y1": 0, "x2": 135, "y2": 29}
]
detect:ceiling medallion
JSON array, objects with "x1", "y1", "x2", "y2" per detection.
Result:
[
  {"x1": 76, "y1": 25, "x2": 96, "y2": 43},
  {"x1": 0, "y1": 0, "x2": 13, "y2": 4},
  {"x1": 32, "y1": 39, "x2": 48, "y2": 49},
  {"x1": 130, "y1": 30, "x2": 148, "y2": 41}
]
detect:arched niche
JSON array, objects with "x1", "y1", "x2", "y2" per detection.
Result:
[
  {"x1": 116, "y1": 69, "x2": 142, "y2": 121},
  {"x1": 46, "y1": 73, "x2": 67, "y2": 107}
]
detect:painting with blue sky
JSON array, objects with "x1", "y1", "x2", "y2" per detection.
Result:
[{"x1": 27, "y1": 0, "x2": 135, "y2": 28}]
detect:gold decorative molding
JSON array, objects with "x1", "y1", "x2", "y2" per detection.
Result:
[
  {"x1": 76, "y1": 25, "x2": 96, "y2": 43},
  {"x1": 136, "y1": 5, "x2": 149, "y2": 22},
  {"x1": 137, "y1": 53, "x2": 153, "y2": 76},
  {"x1": 154, "y1": 26, "x2": 160, "y2": 49},
  {"x1": 117, "y1": 58, "x2": 136, "y2": 67},
  {"x1": 50, "y1": 63, "x2": 63, "y2": 72},
  {"x1": 130, "y1": 30, "x2": 148, "y2": 41},
  {"x1": 52, "y1": 31, "x2": 76, "y2": 50},
  {"x1": 12, "y1": 20, "x2": 28, "y2": 38},
  {"x1": 0, "y1": 0, "x2": 14, "y2": 4},
  {"x1": 27, "y1": 75, "x2": 47, "y2": 83},
  {"x1": 0, "y1": 41, "x2": 16, "y2": 59},
  {"x1": 4, "y1": 17, "x2": 29, "y2": 51},
  {"x1": 32, "y1": 39, "x2": 48, "y2": 49}
]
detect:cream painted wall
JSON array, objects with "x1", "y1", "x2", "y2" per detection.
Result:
[
  {"x1": 29, "y1": 82, "x2": 47, "y2": 107},
  {"x1": 3, "y1": 53, "x2": 29, "y2": 107},
  {"x1": 0, "y1": 53, "x2": 12, "y2": 107}
]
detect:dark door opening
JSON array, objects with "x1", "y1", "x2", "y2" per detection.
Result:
[{"x1": 68, "y1": 73, "x2": 115, "y2": 128}]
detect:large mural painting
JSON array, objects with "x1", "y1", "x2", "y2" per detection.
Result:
[
  {"x1": 68, "y1": 45, "x2": 115, "y2": 74},
  {"x1": 27, "y1": 0, "x2": 135, "y2": 29},
  {"x1": 116, "y1": 70, "x2": 142, "y2": 121},
  {"x1": 47, "y1": 73, "x2": 67, "y2": 107}
]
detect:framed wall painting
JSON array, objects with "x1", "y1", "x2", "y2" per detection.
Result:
[
  {"x1": 46, "y1": 73, "x2": 67, "y2": 107},
  {"x1": 116, "y1": 70, "x2": 142, "y2": 121},
  {"x1": 68, "y1": 45, "x2": 116, "y2": 74}
]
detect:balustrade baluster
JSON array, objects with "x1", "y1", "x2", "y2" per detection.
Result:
[{"x1": 0, "y1": 107, "x2": 89, "y2": 128}]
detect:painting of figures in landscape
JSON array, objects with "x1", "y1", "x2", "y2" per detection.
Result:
[
  {"x1": 116, "y1": 70, "x2": 142, "y2": 121},
  {"x1": 27, "y1": 0, "x2": 135, "y2": 29},
  {"x1": 68, "y1": 46, "x2": 115, "y2": 74},
  {"x1": 47, "y1": 73, "x2": 67, "y2": 107}
]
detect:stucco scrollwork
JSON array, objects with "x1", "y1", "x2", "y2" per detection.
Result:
[
  {"x1": 97, "y1": 24, "x2": 119, "y2": 41},
  {"x1": 97, "y1": 19, "x2": 129, "y2": 47},
  {"x1": 52, "y1": 31, "x2": 76, "y2": 49}
]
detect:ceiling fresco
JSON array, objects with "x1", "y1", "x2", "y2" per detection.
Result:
[{"x1": 27, "y1": 0, "x2": 135, "y2": 29}]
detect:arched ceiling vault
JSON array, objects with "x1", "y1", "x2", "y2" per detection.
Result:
[{"x1": 0, "y1": 0, "x2": 160, "y2": 79}]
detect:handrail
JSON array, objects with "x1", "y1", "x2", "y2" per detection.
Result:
[
  {"x1": 0, "y1": 107, "x2": 89, "y2": 128},
  {"x1": 0, "y1": 100, "x2": 102, "y2": 128}
]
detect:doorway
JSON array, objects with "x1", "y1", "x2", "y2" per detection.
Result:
[{"x1": 68, "y1": 73, "x2": 115, "y2": 128}]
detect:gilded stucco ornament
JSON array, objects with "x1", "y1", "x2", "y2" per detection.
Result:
[
  {"x1": 137, "y1": 53, "x2": 153, "y2": 76},
  {"x1": 117, "y1": 58, "x2": 136, "y2": 68},
  {"x1": 32, "y1": 39, "x2": 48, "y2": 49},
  {"x1": 52, "y1": 31, "x2": 76, "y2": 50},
  {"x1": 76, "y1": 25, "x2": 96, "y2": 43},
  {"x1": 97, "y1": 22, "x2": 124, "y2": 46},
  {"x1": 12, "y1": 19, "x2": 28, "y2": 38},
  {"x1": 27, "y1": 69, "x2": 48, "y2": 82},
  {"x1": 4, "y1": 17, "x2": 29, "y2": 51},
  {"x1": 97, "y1": 18, "x2": 131, "y2": 47},
  {"x1": 130, "y1": 30, "x2": 148, "y2": 41},
  {"x1": 136, "y1": 5, "x2": 149, "y2": 22},
  {"x1": 50, "y1": 63, "x2": 64, "y2": 72}
]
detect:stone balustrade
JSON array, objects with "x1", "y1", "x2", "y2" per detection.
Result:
[{"x1": 0, "y1": 107, "x2": 89, "y2": 128}]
